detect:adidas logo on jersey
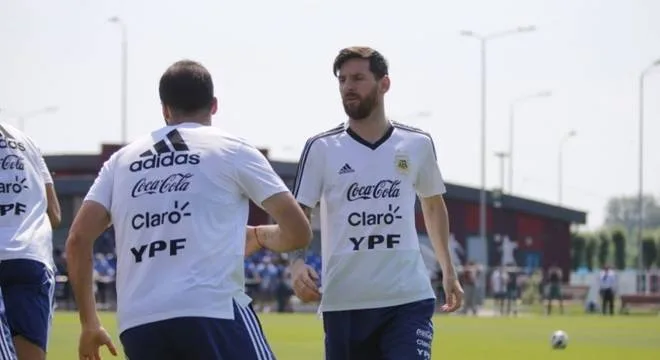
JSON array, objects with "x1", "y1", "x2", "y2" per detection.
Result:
[
  {"x1": 338, "y1": 163, "x2": 354, "y2": 174},
  {"x1": 129, "y1": 129, "x2": 200, "y2": 172},
  {"x1": 0, "y1": 125, "x2": 26, "y2": 152}
]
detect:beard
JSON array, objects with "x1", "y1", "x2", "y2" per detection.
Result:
[{"x1": 342, "y1": 86, "x2": 378, "y2": 120}]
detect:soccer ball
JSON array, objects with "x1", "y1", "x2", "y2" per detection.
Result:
[{"x1": 550, "y1": 330, "x2": 568, "y2": 349}]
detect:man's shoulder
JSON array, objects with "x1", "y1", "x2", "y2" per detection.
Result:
[
  {"x1": 303, "y1": 123, "x2": 346, "y2": 146},
  {"x1": 0, "y1": 122, "x2": 41, "y2": 154},
  {"x1": 391, "y1": 121, "x2": 433, "y2": 143},
  {"x1": 118, "y1": 126, "x2": 252, "y2": 158}
]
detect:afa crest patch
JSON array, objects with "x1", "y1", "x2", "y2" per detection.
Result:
[{"x1": 395, "y1": 154, "x2": 410, "y2": 174}]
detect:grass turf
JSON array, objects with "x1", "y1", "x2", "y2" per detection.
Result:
[{"x1": 48, "y1": 311, "x2": 660, "y2": 359}]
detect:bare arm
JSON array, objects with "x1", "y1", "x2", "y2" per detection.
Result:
[
  {"x1": 245, "y1": 193, "x2": 312, "y2": 256},
  {"x1": 45, "y1": 182, "x2": 61, "y2": 228},
  {"x1": 287, "y1": 205, "x2": 312, "y2": 265},
  {"x1": 65, "y1": 201, "x2": 111, "y2": 329},
  {"x1": 420, "y1": 195, "x2": 456, "y2": 279}
]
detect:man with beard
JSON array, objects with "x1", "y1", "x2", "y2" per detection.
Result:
[{"x1": 283, "y1": 47, "x2": 463, "y2": 359}]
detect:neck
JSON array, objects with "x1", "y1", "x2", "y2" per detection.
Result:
[
  {"x1": 168, "y1": 117, "x2": 211, "y2": 126},
  {"x1": 348, "y1": 106, "x2": 389, "y2": 142}
]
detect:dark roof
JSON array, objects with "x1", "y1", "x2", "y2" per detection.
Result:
[
  {"x1": 443, "y1": 182, "x2": 586, "y2": 224},
  {"x1": 47, "y1": 155, "x2": 101, "y2": 173},
  {"x1": 45, "y1": 155, "x2": 587, "y2": 225}
]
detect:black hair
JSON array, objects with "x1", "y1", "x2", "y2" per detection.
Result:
[
  {"x1": 159, "y1": 60, "x2": 214, "y2": 113},
  {"x1": 332, "y1": 46, "x2": 389, "y2": 79}
]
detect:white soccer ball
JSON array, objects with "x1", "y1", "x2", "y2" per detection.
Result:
[{"x1": 550, "y1": 330, "x2": 568, "y2": 349}]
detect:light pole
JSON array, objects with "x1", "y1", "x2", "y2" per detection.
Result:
[
  {"x1": 508, "y1": 90, "x2": 552, "y2": 193},
  {"x1": 108, "y1": 16, "x2": 128, "y2": 144},
  {"x1": 637, "y1": 58, "x2": 660, "y2": 279},
  {"x1": 460, "y1": 26, "x2": 536, "y2": 244},
  {"x1": 0, "y1": 106, "x2": 59, "y2": 132},
  {"x1": 557, "y1": 130, "x2": 576, "y2": 205},
  {"x1": 494, "y1": 151, "x2": 509, "y2": 191}
]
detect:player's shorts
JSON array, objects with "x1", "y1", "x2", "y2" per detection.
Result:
[
  {"x1": 323, "y1": 298, "x2": 435, "y2": 360},
  {"x1": 548, "y1": 284, "x2": 562, "y2": 300},
  {"x1": 0, "y1": 259, "x2": 56, "y2": 358},
  {"x1": 120, "y1": 302, "x2": 276, "y2": 360}
]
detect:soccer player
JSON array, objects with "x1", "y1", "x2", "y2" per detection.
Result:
[
  {"x1": 289, "y1": 46, "x2": 464, "y2": 359},
  {"x1": 0, "y1": 123, "x2": 61, "y2": 360},
  {"x1": 65, "y1": 60, "x2": 312, "y2": 360}
]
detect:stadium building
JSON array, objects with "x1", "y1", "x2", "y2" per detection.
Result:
[{"x1": 47, "y1": 144, "x2": 586, "y2": 280}]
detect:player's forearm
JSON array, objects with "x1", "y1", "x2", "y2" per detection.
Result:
[
  {"x1": 288, "y1": 246, "x2": 308, "y2": 266},
  {"x1": 287, "y1": 205, "x2": 312, "y2": 265},
  {"x1": 65, "y1": 235, "x2": 101, "y2": 328},
  {"x1": 420, "y1": 196, "x2": 456, "y2": 278},
  {"x1": 246, "y1": 225, "x2": 310, "y2": 253}
]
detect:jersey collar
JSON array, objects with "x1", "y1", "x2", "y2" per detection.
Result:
[{"x1": 345, "y1": 121, "x2": 394, "y2": 150}]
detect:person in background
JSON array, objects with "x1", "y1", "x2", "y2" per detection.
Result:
[
  {"x1": 244, "y1": 260, "x2": 261, "y2": 301},
  {"x1": 93, "y1": 253, "x2": 115, "y2": 310},
  {"x1": 275, "y1": 256, "x2": 294, "y2": 313},
  {"x1": 256, "y1": 255, "x2": 280, "y2": 313},
  {"x1": 460, "y1": 262, "x2": 479, "y2": 315},
  {"x1": 505, "y1": 263, "x2": 520, "y2": 316},
  {"x1": 546, "y1": 263, "x2": 564, "y2": 315},
  {"x1": 599, "y1": 264, "x2": 616, "y2": 315},
  {"x1": 490, "y1": 265, "x2": 508, "y2": 315},
  {"x1": 435, "y1": 268, "x2": 446, "y2": 307}
]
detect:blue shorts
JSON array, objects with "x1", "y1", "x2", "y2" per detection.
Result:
[
  {"x1": 323, "y1": 298, "x2": 435, "y2": 360},
  {"x1": 0, "y1": 259, "x2": 55, "y2": 358},
  {"x1": 120, "y1": 302, "x2": 275, "y2": 360}
]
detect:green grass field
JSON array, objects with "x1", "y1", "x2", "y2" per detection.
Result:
[{"x1": 48, "y1": 311, "x2": 660, "y2": 359}]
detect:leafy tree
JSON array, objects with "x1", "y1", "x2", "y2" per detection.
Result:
[
  {"x1": 570, "y1": 233, "x2": 586, "y2": 270},
  {"x1": 611, "y1": 229, "x2": 626, "y2": 270},
  {"x1": 597, "y1": 232, "x2": 611, "y2": 268},
  {"x1": 585, "y1": 236, "x2": 598, "y2": 270},
  {"x1": 641, "y1": 236, "x2": 658, "y2": 269},
  {"x1": 604, "y1": 195, "x2": 660, "y2": 230}
]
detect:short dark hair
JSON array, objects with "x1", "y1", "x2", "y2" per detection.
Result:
[
  {"x1": 332, "y1": 47, "x2": 389, "y2": 79},
  {"x1": 159, "y1": 60, "x2": 214, "y2": 113}
]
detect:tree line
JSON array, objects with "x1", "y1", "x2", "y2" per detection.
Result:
[
  {"x1": 570, "y1": 229, "x2": 660, "y2": 270},
  {"x1": 571, "y1": 194, "x2": 660, "y2": 271}
]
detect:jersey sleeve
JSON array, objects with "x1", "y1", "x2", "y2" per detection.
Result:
[
  {"x1": 32, "y1": 147, "x2": 53, "y2": 185},
  {"x1": 235, "y1": 143, "x2": 289, "y2": 207},
  {"x1": 23, "y1": 137, "x2": 53, "y2": 185},
  {"x1": 84, "y1": 154, "x2": 117, "y2": 212},
  {"x1": 292, "y1": 137, "x2": 324, "y2": 208},
  {"x1": 414, "y1": 137, "x2": 446, "y2": 198},
  {"x1": 37, "y1": 155, "x2": 53, "y2": 184}
]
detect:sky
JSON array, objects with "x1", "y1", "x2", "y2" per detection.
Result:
[{"x1": 1, "y1": 0, "x2": 659, "y2": 230}]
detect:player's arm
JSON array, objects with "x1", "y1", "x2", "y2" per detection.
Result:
[
  {"x1": 280, "y1": 137, "x2": 324, "y2": 302},
  {"x1": 415, "y1": 136, "x2": 463, "y2": 311},
  {"x1": 420, "y1": 195, "x2": 454, "y2": 277},
  {"x1": 236, "y1": 143, "x2": 313, "y2": 256},
  {"x1": 245, "y1": 194, "x2": 313, "y2": 254},
  {"x1": 45, "y1": 183, "x2": 61, "y2": 228},
  {"x1": 415, "y1": 138, "x2": 455, "y2": 278},
  {"x1": 34, "y1": 149, "x2": 61, "y2": 228},
  {"x1": 248, "y1": 204, "x2": 313, "y2": 258},
  {"x1": 65, "y1": 157, "x2": 115, "y2": 330},
  {"x1": 285, "y1": 205, "x2": 313, "y2": 265},
  {"x1": 285, "y1": 137, "x2": 323, "y2": 267}
]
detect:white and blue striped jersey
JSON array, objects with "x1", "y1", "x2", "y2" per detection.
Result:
[
  {"x1": 85, "y1": 122, "x2": 289, "y2": 333},
  {"x1": 294, "y1": 121, "x2": 446, "y2": 312},
  {"x1": 0, "y1": 123, "x2": 54, "y2": 269}
]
